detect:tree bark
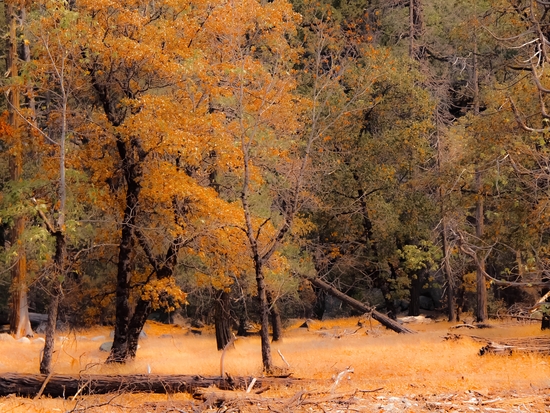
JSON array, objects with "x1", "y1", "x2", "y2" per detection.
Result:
[
  {"x1": 442, "y1": 217, "x2": 457, "y2": 321},
  {"x1": 0, "y1": 373, "x2": 310, "y2": 398},
  {"x1": 40, "y1": 231, "x2": 66, "y2": 375},
  {"x1": 215, "y1": 290, "x2": 232, "y2": 351},
  {"x1": 408, "y1": 273, "x2": 421, "y2": 316},
  {"x1": 267, "y1": 290, "x2": 282, "y2": 342},
  {"x1": 107, "y1": 140, "x2": 142, "y2": 363},
  {"x1": 307, "y1": 277, "x2": 416, "y2": 334},
  {"x1": 255, "y1": 263, "x2": 274, "y2": 372},
  {"x1": 6, "y1": 1, "x2": 33, "y2": 340},
  {"x1": 39, "y1": 288, "x2": 59, "y2": 374},
  {"x1": 124, "y1": 232, "x2": 183, "y2": 358},
  {"x1": 472, "y1": 20, "x2": 487, "y2": 323},
  {"x1": 311, "y1": 283, "x2": 326, "y2": 320}
]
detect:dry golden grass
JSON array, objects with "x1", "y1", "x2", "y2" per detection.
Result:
[{"x1": 1, "y1": 317, "x2": 550, "y2": 412}]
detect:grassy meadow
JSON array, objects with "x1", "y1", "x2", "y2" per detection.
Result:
[{"x1": 1, "y1": 317, "x2": 550, "y2": 412}]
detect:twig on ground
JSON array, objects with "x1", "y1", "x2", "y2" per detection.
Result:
[
  {"x1": 357, "y1": 387, "x2": 384, "y2": 393},
  {"x1": 246, "y1": 377, "x2": 257, "y2": 393},
  {"x1": 330, "y1": 367, "x2": 354, "y2": 393},
  {"x1": 277, "y1": 349, "x2": 290, "y2": 368}
]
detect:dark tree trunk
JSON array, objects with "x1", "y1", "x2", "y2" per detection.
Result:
[
  {"x1": 475, "y1": 170, "x2": 488, "y2": 323},
  {"x1": 267, "y1": 291, "x2": 282, "y2": 342},
  {"x1": 311, "y1": 284, "x2": 326, "y2": 320},
  {"x1": 126, "y1": 298, "x2": 151, "y2": 359},
  {"x1": 125, "y1": 234, "x2": 182, "y2": 357},
  {"x1": 39, "y1": 292, "x2": 59, "y2": 374},
  {"x1": 442, "y1": 217, "x2": 457, "y2": 321},
  {"x1": 107, "y1": 140, "x2": 142, "y2": 363},
  {"x1": 40, "y1": 231, "x2": 65, "y2": 374},
  {"x1": 215, "y1": 290, "x2": 232, "y2": 350},
  {"x1": 255, "y1": 262, "x2": 273, "y2": 372},
  {"x1": 408, "y1": 272, "x2": 421, "y2": 316},
  {"x1": 383, "y1": 263, "x2": 400, "y2": 319},
  {"x1": 307, "y1": 276, "x2": 416, "y2": 334},
  {"x1": 237, "y1": 311, "x2": 249, "y2": 337}
]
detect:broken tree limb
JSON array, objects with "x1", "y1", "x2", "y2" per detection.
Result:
[
  {"x1": 306, "y1": 277, "x2": 416, "y2": 334},
  {"x1": 0, "y1": 373, "x2": 312, "y2": 398},
  {"x1": 194, "y1": 388, "x2": 266, "y2": 403},
  {"x1": 479, "y1": 336, "x2": 550, "y2": 356}
]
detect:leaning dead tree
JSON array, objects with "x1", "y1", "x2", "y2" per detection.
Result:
[{"x1": 306, "y1": 277, "x2": 416, "y2": 334}]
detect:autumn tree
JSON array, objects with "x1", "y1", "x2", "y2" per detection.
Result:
[{"x1": 1, "y1": 0, "x2": 33, "y2": 339}]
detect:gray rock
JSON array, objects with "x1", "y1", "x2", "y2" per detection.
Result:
[
  {"x1": 16, "y1": 337, "x2": 31, "y2": 344},
  {"x1": 99, "y1": 341, "x2": 113, "y2": 352},
  {"x1": 0, "y1": 333, "x2": 15, "y2": 342},
  {"x1": 191, "y1": 319, "x2": 205, "y2": 328},
  {"x1": 33, "y1": 337, "x2": 45, "y2": 344},
  {"x1": 172, "y1": 313, "x2": 187, "y2": 327},
  {"x1": 35, "y1": 322, "x2": 47, "y2": 334}
]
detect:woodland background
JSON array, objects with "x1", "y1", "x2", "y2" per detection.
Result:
[{"x1": 1, "y1": 0, "x2": 550, "y2": 373}]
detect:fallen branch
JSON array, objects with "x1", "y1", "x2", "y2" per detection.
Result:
[
  {"x1": 193, "y1": 388, "x2": 265, "y2": 403},
  {"x1": 479, "y1": 336, "x2": 550, "y2": 356},
  {"x1": 277, "y1": 349, "x2": 290, "y2": 368},
  {"x1": 330, "y1": 367, "x2": 354, "y2": 393}
]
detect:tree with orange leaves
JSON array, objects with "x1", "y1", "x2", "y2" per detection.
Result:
[{"x1": 25, "y1": 0, "x2": 306, "y2": 368}]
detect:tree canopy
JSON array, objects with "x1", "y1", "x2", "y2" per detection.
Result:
[{"x1": 2, "y1": 0, "x2": 550, "y2": 372}]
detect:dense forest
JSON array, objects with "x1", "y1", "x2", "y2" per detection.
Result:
[{"x1": 1, "y1": 0, "x2": 550, "y2": 373}]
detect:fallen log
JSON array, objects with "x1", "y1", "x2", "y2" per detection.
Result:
[
  {"x1": 479, "y1": 336, "x2": 550, "y2": 356},
  {"x1": 0, "y1": 373, "x2": 311, "y2": 398},
  {"x1": 307, "y1": 277, "x2": 416, "y2": 334}
]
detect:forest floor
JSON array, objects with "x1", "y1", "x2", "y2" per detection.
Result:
[{"x1": 0, "y1": 316, "x2": 549, "y2": 412}]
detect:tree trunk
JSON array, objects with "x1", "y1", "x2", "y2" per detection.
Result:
[
  {"x1": 307, "y1": 277, "x2": 416, "y2": 334},
  {"x1": 124, "y1": 234, "x2": 182, "y2": 358},
  {"x1": 267, "y1": 291, "x2": 282, "y2": 342},
  {"x1": 409, "y1": 0, "x2": 423, "y2": 58},
  {"x1": 255, "y1": 262, "x2": 273, "y2": 372},
  {"x1": 442, "y1": 218, "x2": 457, "y2": 321},
  {"x1": 408, "y1": 273, "x2": 421, "y2": 316},
  {"x1": 237, "y1": 310, "x2": 249, "y2": 337},
  {"x1": 215, "y1": 290, "x2": 232, "y2": 351},
  {"x1": 472, "y1": 20, "x2": 487, "y2": 323},
  {"x1": 40, "y1": 230, "x2": 66, "y2": 375},
  {"x1": 39, "y1": 290, "x2": 59, "y2": 374},
  {"x1": 475, "y1": 170, "x2": 487, "y2": 322},
  {"x1": 125, "y1": 298, "x2": 151, "y2": 359},
  {"x1": 0, "y1": 373, "x2": 310, "y2": 398},
  {"x1": 311, "y1": 283, "x2": 326, "y2": 320},
  {"x1": 6, "y1": 1, "x2": 32, "y2": 340},
  {"x1": 107, "y1": 141, "x2": 141, "y2": 363}
]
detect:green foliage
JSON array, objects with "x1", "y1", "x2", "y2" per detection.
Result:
[{"x1": 398, "y1": 241, "x2": 441, "y2": 274}]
